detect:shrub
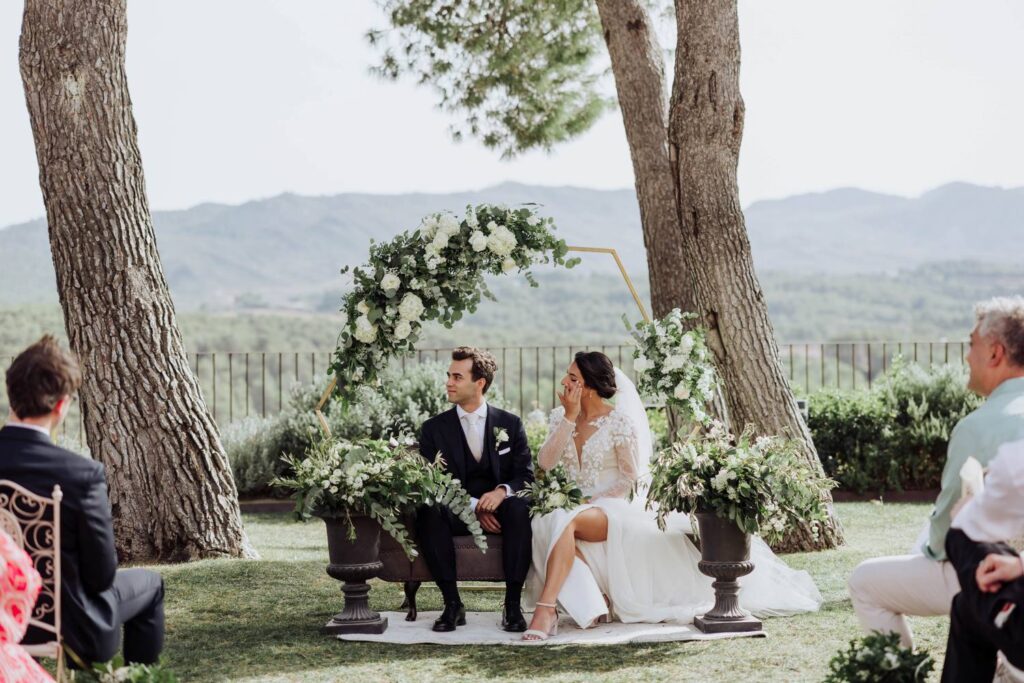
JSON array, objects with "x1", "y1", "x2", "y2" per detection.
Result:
[{"x1": 808, "y1": 358, "x2": 982, "y2": 493}]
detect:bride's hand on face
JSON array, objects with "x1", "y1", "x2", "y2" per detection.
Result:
[{"x1": 558, "y1": 382, "x2": 583, "y2": 421}]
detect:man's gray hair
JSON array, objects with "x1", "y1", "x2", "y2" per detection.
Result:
[{"x1": 975, "y1": 296, "x2": 1024, "y2": 367}]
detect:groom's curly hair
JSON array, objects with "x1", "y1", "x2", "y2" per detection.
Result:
[{"x1": 452, "y1": 346, "x2": 497, "y2": 393}]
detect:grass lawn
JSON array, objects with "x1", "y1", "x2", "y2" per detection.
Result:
[{"x1": 156, "y1": 503, "x2": 946, "y2": 682}]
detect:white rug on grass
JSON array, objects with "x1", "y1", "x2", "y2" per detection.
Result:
[{"x1": 336, "y1": 611, "x2": 765, "y2": 646}]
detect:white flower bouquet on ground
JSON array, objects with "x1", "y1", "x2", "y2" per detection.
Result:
[
  {"x1": 273, "y1": 437, "x2": 486, "y2": 559},
  {"x1": 646, "y1": 421, "x2": 835, "y2": 545}
]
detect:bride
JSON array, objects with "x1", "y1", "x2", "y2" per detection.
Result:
[{"x1": 522, "y1": 351, "x2": 822, "y2": 641}]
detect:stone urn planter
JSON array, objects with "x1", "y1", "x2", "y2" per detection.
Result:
[
  {"x1": 318, "y1": 512, "x2": 389, "y2": 635},
  {"x1": 693, "y1": 512, "x2": 763, "y2": 633}
]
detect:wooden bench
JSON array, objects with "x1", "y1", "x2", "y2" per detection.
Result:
[{"x1": 378, "y1": 528, "x2": 504, "y2": 621}]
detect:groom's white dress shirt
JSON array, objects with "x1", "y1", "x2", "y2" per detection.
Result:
[
  {"x1": 952, "y1": 438, "x2": 1024, "y2": 544},
  {"x1": 455, "y1": 402, "x2": 511, "y2": 512}
]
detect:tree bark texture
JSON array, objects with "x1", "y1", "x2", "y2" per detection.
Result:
[
  {"x1": 668, "y1": 0, "x2": 842, "y2": 550},
  {"x1": 19, "y1": 0, "x2": 252, "y2": 562},
  {"x1": 595, "y1": 0, "x2": 694, "y2": 319}
]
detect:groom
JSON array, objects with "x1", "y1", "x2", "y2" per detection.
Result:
[{"x1": 416, "y1": 346, "x2": 534, "y2": 632}]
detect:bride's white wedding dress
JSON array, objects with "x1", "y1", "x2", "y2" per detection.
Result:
[{"x1": 525, "y1": 392, "x2": 823, "y2": 628}]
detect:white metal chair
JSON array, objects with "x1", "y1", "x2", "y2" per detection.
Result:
[{"x1": 0, "y1": 480, "x2": 65, "y2": 681}]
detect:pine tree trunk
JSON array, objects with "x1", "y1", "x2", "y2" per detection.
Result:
[
  {"x1": 668, "y1": 0, "x2": 842, "y2": 550},
  {"x1": 595, "y1": 0, "x2": 694, "y2": 319},
  {"x1": 19, "y1": 0, "x2": 253, "y2": 562}
]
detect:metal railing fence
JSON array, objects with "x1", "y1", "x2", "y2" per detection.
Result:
[{"x1": 1, "y1": 340, "x2": 968, "y2": 445}]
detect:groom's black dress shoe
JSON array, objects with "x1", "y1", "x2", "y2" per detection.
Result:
[
  {"x1": 433, "y1": 601, "x2": 466, "y2": 632},
  {"x1": 501, "y1": 602, "x2": 528, "y2": 632}
]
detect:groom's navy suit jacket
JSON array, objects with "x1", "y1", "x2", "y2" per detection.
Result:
[{"x1": 418, "y1": 405, "x2": 534, "y2": 495}]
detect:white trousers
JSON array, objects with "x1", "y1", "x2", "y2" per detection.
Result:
[{"x1": 848, "y1": 554, "x2": 961, "y2": 648}]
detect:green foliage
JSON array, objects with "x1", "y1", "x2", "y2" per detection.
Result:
[
  {"x1": 824, "y1": 632, "x2": 933, "y2": 682},
  {"x1": 272, "y1": 437, "x2": 486, "y2": 558},
  {"x1": 74, "y1": 657, "x2": 178, "y2": 683},
  {"x1": 647, "y1": 422, "x2": 836, "y2": 544},
  {"x1": 222, "y1": 361, "x2": 509, "y2": 496},
  {"x1": 368, "y1": 0, "x2": 608, "y2": 157},
  {"x1": 808, "y1": 359, "x2": 982, "y2": 493}
]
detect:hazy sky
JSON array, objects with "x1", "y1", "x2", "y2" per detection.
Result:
[{"x1": 2, "y1": 1, "x2": 1024, "y2": 228}]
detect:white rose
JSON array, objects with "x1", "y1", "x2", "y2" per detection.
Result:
[
  {"x1": 432, "y1": 232, "x2": 450, "y2": 250},
  {"x1": 353, "y1": 315, "x2": 378, "y2": 343},
  {"x1": 438, "y1": 213, "x2": 461, "y2": 236},
  {"x1": 469, "y1": 230, "x2": 488, "y2": 252},
  {"x1": 680, "y1": 333, "x2": 696, "y2": 356},
  {"x1": 486, "y1": 224, "x2": 517, "y2": 257},
  {"x1": 548, "y1": 492, "x2": 567, "y2": 508},
  {"x1": 674, "y1": 381, "x2": 691, "y2": 401},
  {"x1": 398, "y1": 292, "x2": 424, "y2": 321},
  {"x1": 501, "y1": 257, "x2": 516, "y2": 273},
  {"x1": 356, "y1": 300, "x2": 370, "y2": 315},
  {"x1": 526, "y1": 215, "x2": 541, "y2": 226},
  {"x1": 380, "y1": 272, "x2": 401, "y2": 293},
  {"x1": 419, "y1": 215, "x2": 439, "y2": 239},
  {"x1": 663, "y1": 354, "x2": 686, "y2": 372},
  {"x1": 465, "y1": 208, "x2": 479, "y2": 228},
  {"x1": 633, "y1": 355, "x2": 650, "y2": 372},
  {"x1": 394, "y1": 320, "x2": 412, "y2": 340},
  {"x1": 486, "y1": 220, "x2": 498, "y2": 232}
]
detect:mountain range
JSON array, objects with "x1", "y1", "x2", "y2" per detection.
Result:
[{"x1": 0, "y1": 181, "x2": 1020, "y2": 311}]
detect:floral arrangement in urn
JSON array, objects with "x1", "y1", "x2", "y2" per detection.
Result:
[
  {"x1": 517, "y1": 462, "x2": 584, "y2": 518},
  {"x1": 273, "y1": 437, "x2": 486, "y2": 559},
  {"x1": 824, "y1": 632, "x2": 934, "y2": 682},
  {"x1": 331, "y1": 204, "x2": 578, "y2": 397},
  {"x1": 626, "y1": 308, "x2": 716, "y2": 425},
  {"x1": 646, "y1": 421, "x2": 835, "y2": 545}
]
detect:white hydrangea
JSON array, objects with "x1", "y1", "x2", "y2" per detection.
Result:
[
  {"x1": 674, "y1": 381, "x2": 691, "y2": 400},
  {"x1": 465, "y1": 207, "x2": 479, "y2": 228},
  {"x1": 633, "y1": 355, "x2": 651, "y2": 372},
  {"x1": 398, "y1": 292, "x2": 424, "y2": 321},
  {"x1": 394, "y1": 320, "x2": 412, "y2": 340},
  {"x1": 469, "y1": 230, "x2": 488, "y2": 252},
  {"x1": 501, "y1": 257, "x2": 517, "y2": 273},
  {"x1": 486, "y1": 224, "x2": 517, "y2": 257},
  {"x1": 353, "y1": 315, "x2": 378, "y2": 344},
  {"x1": 380, "y1": 272, "x2": 401, "y2": 293},
  {"x1": 711, "y1": 468, "x2": 732, "y2": 492}
]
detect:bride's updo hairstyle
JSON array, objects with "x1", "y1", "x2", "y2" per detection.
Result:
[{"x1": 573, "y1": 351, "x2": 617, "y2": 399}]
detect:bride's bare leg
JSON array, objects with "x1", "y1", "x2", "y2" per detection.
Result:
[{"x1": 525, "y1": 509, "x2": 609, "y2": 638}]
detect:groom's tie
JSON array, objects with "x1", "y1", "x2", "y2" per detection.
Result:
[{"x1": 463, "y1": 413, "x2": 483, "y2": 462}]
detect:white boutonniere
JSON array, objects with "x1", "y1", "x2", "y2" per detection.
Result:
[{"x1": 495, "y1": 428, "x2": 509, "y2": 446}]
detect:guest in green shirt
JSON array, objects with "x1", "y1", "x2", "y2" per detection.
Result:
[{"x1": 848, "y1": 296, "x2": 1024, "y2": 648}]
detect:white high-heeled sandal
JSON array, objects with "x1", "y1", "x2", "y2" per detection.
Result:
[{"x1": 522, "y1": 602, "x2": 559, "y2": 642}]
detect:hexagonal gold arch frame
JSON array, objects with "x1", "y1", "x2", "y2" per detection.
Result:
[{"x1": 314, "y1": 245, "x2": 651, "y2": 436}]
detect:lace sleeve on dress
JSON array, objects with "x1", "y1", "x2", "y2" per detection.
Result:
[
  {"x1": 538, "y1": 406, "x2": 574, "y2": 471},
  {"x1": 591, "y1": 412, "x2": 641, "y2": 500}
]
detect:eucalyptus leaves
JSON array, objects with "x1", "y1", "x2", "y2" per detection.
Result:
[
  {"x1": 331, "y1": 204, "x2": 577, "y2": 397},
  {"x1": 273, "y1": 437, "x2": 486, "y2": 559}
]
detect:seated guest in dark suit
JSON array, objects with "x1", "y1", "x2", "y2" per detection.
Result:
[
  {"x1": 943, "y1": 438, "x2": 1024, "y2": 682},
  {"x1": 1, "y1": 336, "x2": 165, "y2": 666}
]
